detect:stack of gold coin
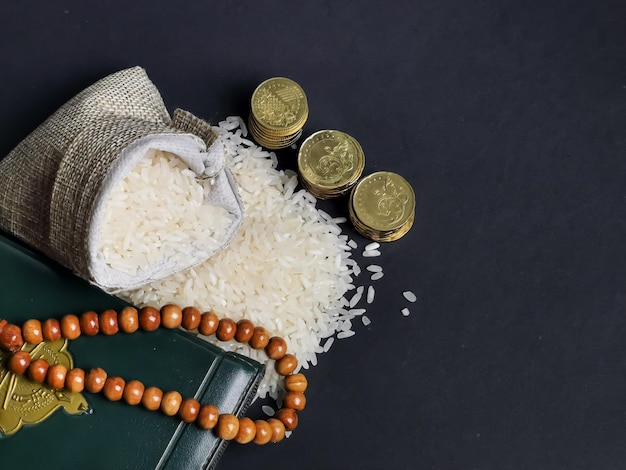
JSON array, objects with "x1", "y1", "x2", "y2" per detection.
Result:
[
  {"x1": 349, "y1": 171, "x2": 416, "y2": 242},
  {"x1": 249, "y1": 77, "x2": 308, "y2": 150},
  {"x1": 297, "y1": 130, "x2": 365, "y2": 199}
]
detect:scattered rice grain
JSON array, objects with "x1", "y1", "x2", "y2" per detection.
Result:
[
  {"x1": 401, "y1": 307, "x2": 410, "y2": 316},
  {"x1": 403, "y1": 290, "x2": 417, "y2": 302},
  {"x1": 367, "y1": 286, "x2": 375, "y2": 304}
]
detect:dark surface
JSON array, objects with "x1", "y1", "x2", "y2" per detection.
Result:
[{"x1": 1, "y1": 1, "x2": 625, "y2": 469}]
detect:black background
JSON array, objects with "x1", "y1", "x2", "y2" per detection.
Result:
[{"x1": 1, "y1": 1, "x2": 625, "y2": 469}]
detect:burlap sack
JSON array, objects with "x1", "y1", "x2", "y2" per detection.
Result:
[{"x1": 0, "y1": 66, "x2": 243, "y2": 290}]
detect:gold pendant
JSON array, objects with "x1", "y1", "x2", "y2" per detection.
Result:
[{"x1": 0, "y1": 339, "x2": 89, "y2": 436}]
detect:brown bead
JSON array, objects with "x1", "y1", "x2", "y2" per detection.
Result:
[
  {"x1": 267, "y1": 418, "x2": 286, "y2": 443},
  {"x1": 85, "y1": 367, "x2": 107, "y2": 393},
  {"x1": 46, "y1": 364, "x2": 67, "y2": 389},
  {"x1": 161, "y1": 304, "x2": 183, "y2": 329},
  {"x1": 23, "y1": 319, "x2": 43, "y2": 344},
  {"x1": 142, "y1": 386, "x2": 163, "y2": 411},
  {"x1": 178, "y1": 398, "x2": 201, "y2": 423},
  {"x1": 160, "y1": 391, "x2": 182, "y2": 416},
  {"x1": 216, "y1": 318, "x2": 237, "y2": 341},
  {"x1": 275, "y1": 354, "x2": 298, "y2": 376},
  {"x1": 235, "y1": 319, "x2": 255, "y2": 343},
  {"x1": 197, "y1": 404, "x2": 219, "y2": 429},
  {"x1": 253, "y1": 420, "x2": 272, "y2": 445},
  {"x1": 103, "y1": 376, "x2": 125, "y2": 401},
  {"x1": 235, "y1": 417, "x2": 256, "y2": 444},
  {"x1": 80, "y1": 311, "x2": 100, "y2": 336},
  {"x1": 139, "y1": 306, "x2": 161, "y2": 331},
  {"x1": 181, "y1": 306, "x2": 201, "y2": 331},
  {"x1": 285, "y1": 373, "x2": 308, "y2": 393},
  {"x1": 42, "y1": 318, "x2": 62, "y2": 342},
  {"x1": 123, "y1": 380, "x2": 145, "y2": 405},
  {"x1": 0, "y1": 319, "x2": 24, "y2": 352},
  {"x1": 65, "y1": 368, "x2": 85, "y2": 393},
  {"x1": 119, "y1": 307, "x2": 139, "y2": 333},
  {"x1": 249, "y1": 327, "x2": 270, "y2": 349},
  {"x1": 217, "y1": 414, "x2": 239, "y2": 440},
  {"x1": 60, "y1": 314, "x2": 81, "y2": 340},
  {"x1": 8, "y1": 350, "x2": 31, "y2": 374},
  {"x1": 283, "y1": 391, "x2": 306, "y2": 411},
  {"x1": 276, "y1": 408, "x2": 298, "y2": 431},
  {"x1": 28, "y1": 358, "x2": 49, "y2": 383},
  {"x1": 198, "y1": 311, "x2": 219, "y2": 336},
  {"x1": 99, "y1": 309, "x2": 119, "y2": 336},
  {"x1": 265, "y1": 336, "x2": 287, "y2": 360}
]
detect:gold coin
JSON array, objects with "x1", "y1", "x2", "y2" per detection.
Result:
[
  {"x1": 350, "y1": 171, "x2": 415, "y2": 233},
  {"x1": 251, "y1": 77, "x2": 308, "y2": 133},
  {"x1": 298, "y1": 130, "x2": 365, "y2": 193}
]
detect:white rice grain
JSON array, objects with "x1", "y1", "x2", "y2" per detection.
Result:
[
  {"x1": 403, "y1": 290, "x2": 417, "y2": 302},
  {"x1": 401, "y1": 307, "x2": 411, "y2": 316},
  {"x1": 367, "y1": 286, "x2": 375, "y2": 304},
  {"x1": 362, "y1": 250, "x2": 381, "y2": 258}
]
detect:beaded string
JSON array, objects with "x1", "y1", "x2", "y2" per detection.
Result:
[{"x1": 0, "y1": 304, "x2": 306, "y2": 444}]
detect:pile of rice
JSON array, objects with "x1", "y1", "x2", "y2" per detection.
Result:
[
  {"x1": 114, "y1": 117, "x2": 361, "y2": 399},
  {"x1": 100, "y1": 149, "x2": 233, "y2": 277}
]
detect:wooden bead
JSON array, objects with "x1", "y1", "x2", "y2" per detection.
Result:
[
  {"x1": 276, "y1": 408, "x2": 298, "y2": 431},
  {"x1": 8, "y1": 350, "x2": 31, "y2": 374},
  {"x1": 47, "y1": 364, "x2": 67, "y2": 389},
  {"x1": 283, "y1": 391, "x2": 306, "y2": 411},
  {"x1": 65, "y1": 368, "x2": 85, "y2": 393},
  {"x1": 85, "y1": 367, "x2": 107, "y2": 393},
  {"x1": 217, "y1": 414, "x2": 239, "y2": 440},
  {"x1": 253, "y1": 420, "x2": 272, "y2": 445},
  {"x1": 42, "y1": 318, "x2": 62, "y2": 342},
  {"x1": 28, "y1": 358, "x2": 49, "y2": 383},
  {"x1": 249, "y1": 327, "x2": 270, "y2": 349},
  {"x1": 103, "y1": 377, "x2": 125, "y2": 401},
  {"x1": 161, "y1": 304, "x2": 183, "y2": 329},
  {"x1": 139, "y1": 307, "x2": 160, "y2": 331},
  {"x1": 0, "y1": 319, "x2": 24, "y2": 352},
  {"x1": 216, "y1": 318, "x2": 237, "y2": 341},
  {"x1": 235, "y1": 417, "x2": 256, "y2": 444},
  {"x1": 181, "y1": 306, "x2": 201, "y2": 331},
  {"x1": 23, "y1": 319, "x2": 43, "y2": 344},
  {"x1": 178, "y1": 398, "x2": 201, "y2": 423},
  {"x1": 60, "y1": 314, "x2": 81, "y2": 340},
  {"x1": 99, "y1": 309, "x2": 119, "y2": 335},
  {"x1": 123, "y1": 380, "x2": 145, "y2": 405},
  {"x1": 160, "y1": 391, "x2": 182, "y2": 416},
  {"x1": 275, "y1": 354, "x2": 298, "y2": 376},
  {"x1": 142, "y1": 386, "x2": 163, "y2": 411},
  {"x1": 80, "y1": 311, "x2": 100, "y2": 336},
  {"x1": 267, "y1": 418, "x2": 286, "y2": 443},
  {"x1": 119, "y1": 307, "x2": 139, "y2": 333},
  {"x1": 198, "y1": 311, "x2": 219, "y2": 336},
  {"x1": 197, "y1": 404, "x2": 219, "y2": 429},
  {"x1": 235, "y1": 319, "x2": 255, "y2": 343},
  {"x1": 265, "y1": 336, "x2": 287, "y2": 360},
  {"x1": 285, "y1": 373, "x2": 308, "y2": 393}
]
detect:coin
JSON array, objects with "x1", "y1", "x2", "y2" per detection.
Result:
[
  {"x1": 349, "y1": 171, "x2": 415, "y2": 241},
  {"x1": 297, "y1": 130, "x2": 365, "y2": 198},
  {"x1": 248, "y1": 77, "x2": 308, "y2": 150}
]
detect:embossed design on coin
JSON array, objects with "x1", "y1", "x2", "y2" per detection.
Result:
[
  {"x1": 298, "y1": 130, "x2": 365, "y2": 196},
  {"x1": 251, "y1": 78, "x2": 306, "y2": 130},
  {"x1": 0, "y1": 339, "x2": 88, "y2": 436},
  {"x1": 352, "y1": 172, "x2": 415, "y2": 232}
]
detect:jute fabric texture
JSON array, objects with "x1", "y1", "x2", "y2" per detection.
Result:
[{"x1": 0, "y1": 67, "x2": 243, "y2": 289}]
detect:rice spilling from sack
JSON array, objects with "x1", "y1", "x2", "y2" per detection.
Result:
[
  {"x1": 117, "y1": 117, "x2": 360, "y2": 399},
  {"x1": 99, "y1": 149, "x2": 233, "y2": 276}
]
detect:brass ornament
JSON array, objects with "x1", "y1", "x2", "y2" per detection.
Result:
[{"x1": 0, "y1": 339, "x2": 89, "y2": 436}]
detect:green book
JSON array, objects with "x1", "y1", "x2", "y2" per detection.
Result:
[{"x1": 0, "y1": 234, "x2": 264, "y2": 469}]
